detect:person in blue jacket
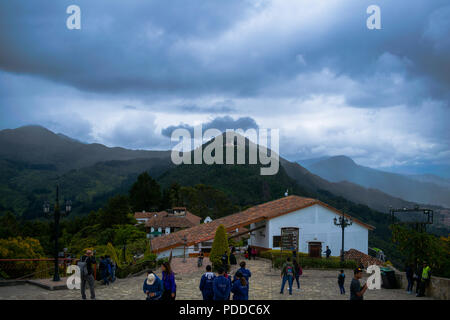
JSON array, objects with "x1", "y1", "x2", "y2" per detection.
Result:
[
  {"x1": 231, "y1": 271, "x2": 249, "y2": 300},
  {"x1": 234, "y1": 261, "x2": 252, "y2": 285},
  {"x1": 143, "y1": 271, "x2": 164, "y2": 300},
  {"x1": 213, "y1": 267, "x2": 231, "y2": 300},
  {"x1": 199, "y1": 265, "x2": 216, "y2": 300}
]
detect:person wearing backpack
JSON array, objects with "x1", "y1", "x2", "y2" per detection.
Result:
[
  {"x1": 79, "y1": 249, "x2": 96, "y2": 300},
  {"x1": 293, "y1": 259, "x2": 302, "y2": 290},
  {"x1": 199, "y1": 265, "x2": 215, "y2": 300},
  {"x1": 280, "y1": 257, "x2": 295, "y2": 295}
]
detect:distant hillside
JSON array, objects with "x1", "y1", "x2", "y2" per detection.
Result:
[
  {"x1": 299, "y1": 155, "x2": 450, "y2": 208},
  {"x1": 1, "y1": 126, "x2": 447, "y2": 224},
  {"x1": 408, "y1": 174, "x2": 450, "y2": 189},
  {"x1": 0, "y1": 126, "x2": 173, "y2": 218},
  {"x1": 0, "y1": 125, "x2": 170, "y2": 172}
]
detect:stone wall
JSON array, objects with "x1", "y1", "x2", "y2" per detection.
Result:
[{"x1": 394, "y1": 271, "x2": 450, "y2": 300}]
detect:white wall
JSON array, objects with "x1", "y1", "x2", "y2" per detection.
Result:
[
  {"x1": 156, "y1": 244, "x2": 201, "y2": 260},
  {"x1": 250, "y1": 204, "x2": 369, "y2": 255},
  {"x1": 248, "y1": 221, "x2": 269, "y2": 248}
]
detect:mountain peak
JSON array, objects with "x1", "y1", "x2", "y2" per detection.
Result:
[{"x1": 327, "y1": 155, "x2": 357, "y2": 166}]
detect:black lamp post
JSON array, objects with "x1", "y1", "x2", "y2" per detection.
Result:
[
  {"x1": 43, "y1": 184, "x2": 71, "y2": 282},
  {"x1": 334, "y1": 213, "x2": 352, "y2": 262},
  {"x1": 182, "y1": 235, "x2": 188, "y2": 263}
]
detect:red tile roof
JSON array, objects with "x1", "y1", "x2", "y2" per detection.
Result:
[
  {"x1": 344, "y1": 249, "x2": 383, "y2": 267},
  {"x1": 145, "y1": 210, "x2": 201, "y2": 229},
  {"x1": 134, "y1": 211, "x2": 159, "y2": 219},
  {"x1": 151, "y1": 195, "x2": 375, "y2": 253}
]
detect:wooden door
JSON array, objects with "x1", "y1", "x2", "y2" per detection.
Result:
[{"x1": 308, "y1": 242, "x2": 322, "y2": 258}]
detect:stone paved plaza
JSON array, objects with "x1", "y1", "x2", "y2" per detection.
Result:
[{"x1": 0, "y1": 256, "x2": 433, "y2": 300}]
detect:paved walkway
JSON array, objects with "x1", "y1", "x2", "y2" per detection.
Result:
[{"x1": 0, "y1": 257, "x2": 433, "y2": 300}]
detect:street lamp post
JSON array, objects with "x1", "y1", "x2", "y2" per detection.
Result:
[
  {"x1": 182, "y1": 235, "x2": 188, "y2": 263},
  {"x1": 43, "y1": 184, "x2": 71, "y2": 282},
  {"x1": 333, "y1": 212, "x2": 352, "y2": 262}
]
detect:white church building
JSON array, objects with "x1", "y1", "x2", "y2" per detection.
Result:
[
  {"x1": 150, "y1": 195, "x2": 374, "y2": 259},
  {"x1": 248, "y1": 201, "x2": 373, "y2": 256}
]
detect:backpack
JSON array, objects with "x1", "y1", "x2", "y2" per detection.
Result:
[
  {"x1": 77, "y1": 256, "x2": 89, "y2": 277},
  {"x1": 285, "y1": 265, "x2": 294, "y2": 277}
]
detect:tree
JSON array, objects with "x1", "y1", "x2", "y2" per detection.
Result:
[
  {"x1": 0, "y1": 211, "x2": 20, "y2": 239},
  {"x1": 99, "y1": 195, "x2": 133, "y2": 228},
  {"x1": 129, "y1": 172, "x2": 161, "y2": 212},
  {"x1": 391, "y1": 225, "x2": 450, "y2": 277},
  {"x1": 209, "y1": 224, "x2": 230, "y2": 270}
]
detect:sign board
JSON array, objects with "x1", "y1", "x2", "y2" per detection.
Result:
[{"x1": 281, "y1": 227, "x2": 299, "y2": 251}]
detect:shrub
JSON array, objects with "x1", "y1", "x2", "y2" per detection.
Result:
[
  {"x1": 209, "y1": 225, "x2": 230, "y2": 270},
  {"x1": 264, "y1": 250, "x2": 358, "y2": 270},
  {"x1": 115, "y1": 259, "x2": 156, "y2": 279}
]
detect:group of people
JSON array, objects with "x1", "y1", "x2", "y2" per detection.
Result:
[
  {"x1": 98, "y1": 255, "x2": 117, "y2": 285},
  {"x1": 244, "y1": 246, "x2": 257, "y2": 260},
  {"x1": 143, "y1": 262, "x2": 177, "y2": 300},
  {"x1": 405, "y1": 261, "x2": 432, "y2": 297},
  {"x1": 79, "y1": 248, "x2": 433, "y2": 301},
  {"x1": 199, "y1": 261, "x2": 252, "y2": 300}
]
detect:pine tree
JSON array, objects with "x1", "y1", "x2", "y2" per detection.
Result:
[{"x1": 209, "y1": 224, "x2": 230, "y2": 270}]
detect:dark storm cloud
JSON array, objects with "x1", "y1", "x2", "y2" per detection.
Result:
[
  {"x1": 161, "y1": 115, "x2": 259, "y2": 137},
  {"x1": 0, "y1": 0, "x2": 449, "y2": 107}
]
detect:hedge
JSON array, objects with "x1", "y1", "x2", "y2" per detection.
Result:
[{"x1": 260, "y1": 250, "x2": 358, "y2": 269}]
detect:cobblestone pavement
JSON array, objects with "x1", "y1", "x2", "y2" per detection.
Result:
[{"x1": 0, "y1": 256, "x2": 433, "y2": 300}]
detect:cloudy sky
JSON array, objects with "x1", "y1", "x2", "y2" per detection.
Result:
[{"x1": 0, "y1": 0, "x2": 449, "y2": 175}]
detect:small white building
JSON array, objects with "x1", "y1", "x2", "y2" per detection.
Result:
[
  {"x1": 248, "y1": 202, "x2": 372, "y2": 256},
  {"x1": 203, "y1": 216, "x2": 213, "y2": 223}
]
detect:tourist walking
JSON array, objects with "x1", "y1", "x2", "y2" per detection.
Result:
[
  {"x1": 198, "y1": 250, "x2": 204, "y2": 268},
  {"x1": 405, "y1": 264, "x2": 414, "y2": 294},
  {"x1": 280, "y1": 257, "x2": 295, "y2": 295},
  {"x1": 417, "y1": 262, "x2": 431, "y2": 297},
  {"x1": 324, "y1": 246, "x2": 331, "y2": 258},
  {"x1": 99, "y1": 256, "x2": 109, "y2": 285},
  {"x1": 251, "y1": 247, "x2": 257, "y2": 260},
  {"x1": 161, "y1": 262, "x2": 176, "y2": 300},
  {"x1": 213, "y1": 267, "x2": 231, "y2": 300},
  {"x1": 110, "y1": 259, "x2": 117, "y2": 283},
  {"x1": 293, "y1": 259, "x2": 302, "y2": 290},
  {"x1": 229, "y1": 248, "x2": 237, "y2": 265},
  {"x1": 338, "y1": 269, "x2": 346, "y2": 294},
  {"x1": 199, "y1": 265, "x2": 215, "y2": 301},
  {"x1": 235, "y1": 261, "x2": 252, "y2": 285},
  {"x1": 105, "y1": 255, "x2": 112, "y2": 283},
  {"x1": 143, "y1": 271, "x2": 164, "y2": 300},
  {"x1": 231, "y1": 271, "x2": 249, "y2": 300},
  {"x1": 221, "y1": 252, "x2": 229, "y2": 272},
  {"x1": 350, "y1": 267, "x2": 368, "y2": 300},
  {"x1": 79, "y1": 249, "x2": 96, "y2": 300},
  {"x1": 414, "y1": 263, "x2": 423, "y2": 294}
]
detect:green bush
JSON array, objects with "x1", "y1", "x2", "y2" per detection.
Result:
[
  {"x1": 209, "y1": 225, "x2": 230, "y2": 270},
  {"x1": 262, "y1": 250, "x2": 358, "y2": 270},
  {"x1": 259, "y1": 249, "x2": 308, "y2": 260},
  {"x1": 115, "y1": 257, "x2": 157, "y2": 278}
]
